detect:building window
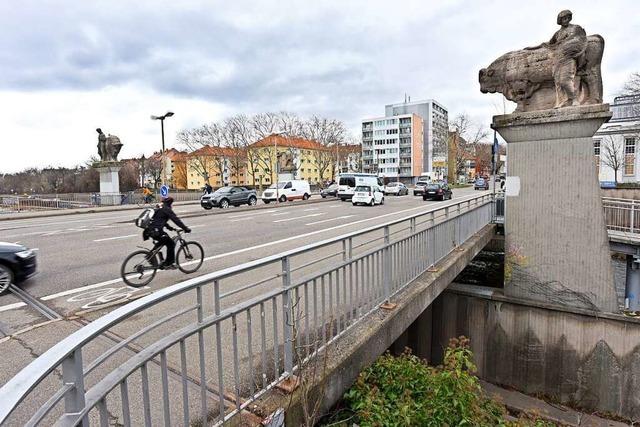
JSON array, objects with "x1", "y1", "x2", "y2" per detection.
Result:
[
  {"x1": 594, "y1": 140, "x2": 601, "y2": 175},
  {"x1": 625, "y1": 137, "x2": 636, "y2": 176}
]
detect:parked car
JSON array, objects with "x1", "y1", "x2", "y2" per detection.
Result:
[
  {"x1": 384, "y1": 182, "x2": 409, "y2": 196},
  {"x1": 0, "y1": 242, "x2": 37, "y2": 293},
  {"x1": 200, "y1": 186, "x2": 258, "y2": 209},
  {"x1": 474, "y1": 177, "x2": 489, "y2": 190},
  {"x1": 423, "y1": 182, "x2": 452, "y2": 201},
  {"x1": 413, "y1": 178, "x2": 431, "y2": 196},
  {"x1": 352, "y1": 185, "x2": 385, "y2": 206},
  {"x1": 320, "y1": 183, "x2": 339, "y2": 198},
  {"x1": 262, "y1": 180, "x2": 311, "y2": 203}
]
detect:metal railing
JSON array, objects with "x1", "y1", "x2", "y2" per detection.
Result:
[
  {"x1": 602, "y1": 197, "x2": 640, "y2": 234},
  {"x1": 0, "y1": 194, "x2": 493, "y2": 426}
]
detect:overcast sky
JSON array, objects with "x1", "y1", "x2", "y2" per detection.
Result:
[{"x1": 1, "y1": 0, "x2": 638, "y2": 173}]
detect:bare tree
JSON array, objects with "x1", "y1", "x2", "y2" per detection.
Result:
[
  {"x1": 600, "y1": 135, "x2": 625, "y2": 185},
  {"x1": 224, "y1": 115, "x2": 252, "y2": 185},
  {"x1": 177, "y1": 123, "x2": 226, "y2": 186},
  {"x1": 302, "y1": 116, "x2": 346, "y2": 184},
  {"x1": 621, "y1": 72, "x2": 640, "y2": 96},
  {"x1": 448, "y1": 114, "x2": 489, "y2": 181}
]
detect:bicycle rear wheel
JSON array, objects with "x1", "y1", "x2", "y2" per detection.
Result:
[
  {"x1": 176, "y1": 241, "x2": 204, "y2": 273},
  {"x1": 121, "y1": 250, "x2": 158, "y2": 287}
]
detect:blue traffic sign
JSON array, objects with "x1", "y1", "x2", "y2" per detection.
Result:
[{"x1": 160, "y1": 185, "x2": 169, "y2": 198}]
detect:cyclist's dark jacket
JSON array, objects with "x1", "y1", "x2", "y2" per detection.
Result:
[{"x1": 149, "y1": 206, "x2": 189, "y2": 232}]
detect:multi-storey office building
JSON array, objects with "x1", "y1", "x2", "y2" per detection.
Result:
[
  {"x1": 385, "y1": 99, "x2": 449, "y2": 179},
  {"x1": 361, "y1": 113, "x2": 424, "y2": 182}
]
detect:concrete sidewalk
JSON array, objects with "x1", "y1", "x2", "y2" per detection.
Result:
[{"x1": 481, "y1": 381, "x2": 630, "y2": 426}]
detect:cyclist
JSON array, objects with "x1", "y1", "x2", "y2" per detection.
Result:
[
  {"x1": 145, "y1": 197, "x2": 191, "y2": 269},
  {"x1": 142, "y1": 186, "x2": 154, "y2": 203}
]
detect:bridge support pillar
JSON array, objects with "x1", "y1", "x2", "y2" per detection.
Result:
[
  {"x1": 493, "y1": 105, "x2": 618, "y2": 312},
  {"x1": 625, "y1": 255, "x2": 640, "y2": 311}
]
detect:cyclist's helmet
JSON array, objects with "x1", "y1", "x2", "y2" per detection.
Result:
[{"x1": 162, "y1": 196, "x2": 174, "y2": 206}]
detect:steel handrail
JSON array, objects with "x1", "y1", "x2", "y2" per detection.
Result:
[{"x1": 0, "y1": 193, "x2": 492, "y2": 423}]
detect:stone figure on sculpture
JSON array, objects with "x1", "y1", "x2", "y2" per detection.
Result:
[
  {"x1": 96, "y1": 128, "x2": 123, "y2": 162},
  {"x1": 479, "y1": 10, "x2": 604, "y2": 112}
]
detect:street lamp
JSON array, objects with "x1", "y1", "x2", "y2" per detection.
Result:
[
  {"x1": 272, "y1": 130, "x2": 288, "y2": 203},
  {"x1": 151, "y1": 111, "x2": 174, "y2": 186}
]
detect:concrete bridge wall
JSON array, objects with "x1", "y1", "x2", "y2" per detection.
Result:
[{"x1": 431, "y1": 285, "x2": 640, "y2": 422}]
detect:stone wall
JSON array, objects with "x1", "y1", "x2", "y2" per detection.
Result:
[
  {"x1": 431, "y1": 285, "x2": 640, "y2": 422},
  {"x1": 602, "y1": 188, "x2": 640, "y2": 200}
]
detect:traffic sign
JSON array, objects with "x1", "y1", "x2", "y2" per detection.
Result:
[{"x1": 160, "y1": 185, "x2": 169, "y2": 198}]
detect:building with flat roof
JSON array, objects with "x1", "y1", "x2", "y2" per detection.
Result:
[
  {"x1": 361, "y1": 113, "x2": 424, "y2": 182},
  {"x1": 594, "y1": 95, "x2": 640, "y2": 184},
  {"x1": 362, "y1": 99, "x2": 448, "y2": 182}
]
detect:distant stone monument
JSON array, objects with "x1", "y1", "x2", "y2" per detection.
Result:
[
  {"x1": 479, "y1": 10, "x2": 604, "y2": 112},
  {"x1": 93, "y1": 128, "x2": 125, "y2": 205},
  {"x1": 480, "y1": 10, "x2": 618, "y2": 312}
]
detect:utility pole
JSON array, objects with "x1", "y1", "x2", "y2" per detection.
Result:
[{"x1": 150, "y1": 111, "x2": 174, "y2": 187}]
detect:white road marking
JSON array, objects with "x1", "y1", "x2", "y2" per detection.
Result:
[
  {"x1": 305, "y1": 215, "x2": 355, "y2": 226},
  {"x1": 230, "y1": 217, "x2": 254, "y2": 222},
  {"x1": 0, "y1": 193, "x2": 482, "y2": 312},
  {"x1": 272, "y1": 212, "x2": 290, "y2": 216},
  {"x1": 94, "y1": 234, "x2": 138, "y2": 242},
  {"x1": 0, "y1": 302, "x2": 27, "y2": 313},
  {"x1": 303, "y1": 208, "x2": 319, "y2": 212},
  {"x1": 229, "y1": 210, "x2": 276, "y2": 219},
  {"x1": 273, "y1": 213, "x2": 324, "y2": 223}
]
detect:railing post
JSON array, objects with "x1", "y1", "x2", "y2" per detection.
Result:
[
  {"x1": 631, "y1": 201, "x2": 635, "y2": 234},
  {"x1": 62, "y1": 348, "x2": 88, "y2": 426},
  {"x1": 383, "y1": 226, "x2": 391, "y2": 301},
  {"x1": 410, "y1": 217, "x2": 416, "y2": 234},
  {"x1": 282, "y1": 256, "x2": 294, "y2": 377}
]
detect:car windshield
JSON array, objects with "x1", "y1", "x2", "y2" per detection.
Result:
[
  {"x1": 339, "y1": 177, "x2": 356, "y2": 187},
  {"x1": 355, "y1": 186, "x2": 370, "y2": 192},
  {"x1": 387, "y1": 183, "x2": 399, "y2": 187},
  {"x1": 476, "y1": 178, "x2": 485, "y2": 183},
  {"x1": 427, "y1": 184, "x2": 442, "y2": 189},
  {"x1": 268, "y1": 182, "x2": 288, "y2": 189},
  {"x1": 213, "y1": 187, "x2": 231, "y2": 194}
]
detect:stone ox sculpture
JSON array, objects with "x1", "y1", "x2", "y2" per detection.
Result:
[
  {"x1": 479, "y1": 10, "x2": 604, "y2": 112},
  {"x1": 96, "y1": 128, "x2": 123, "y2": 162}
]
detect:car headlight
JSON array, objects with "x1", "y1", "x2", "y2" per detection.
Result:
[{"x1": 16, "y1": 249, "x2": 33, "y2": 259}]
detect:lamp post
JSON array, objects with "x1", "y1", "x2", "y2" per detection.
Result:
[
  {"x1": 272, "y1": 130, "x2": 288, "y2": 203},
  {"x1": 150, "y1": 111, "x2": 174, "y2": 186}
]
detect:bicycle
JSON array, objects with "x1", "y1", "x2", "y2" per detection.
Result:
[
  {"x1": 135, "y1": 191, "x2": 157, "y2": 208},
  {"x1": 120, "y1": 230, "x2": 204, "y2": 287}
]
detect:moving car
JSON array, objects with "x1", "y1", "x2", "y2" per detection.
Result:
[
  {"x1": 384, "y1": 182, "x2": 409, "y2": 196},
  {"x1": 0, "y1": 242, "x2": 37, "y2": 293},
  {"x1": 413, "y1": 178, "x2": 431, "y2": 196},
  {"x1": 474, "y1": 177, "x2": 489, "y2": 190},
  {"x1": 320, "y1": 183, "x2": 339, "y2": 198},
  {"x1": 200, "y1": 186, "x2": 258, "y2": 209},
  {"x1": 423, "y1": 182, "x2": 452, "y2": 201},
  {"x1": 352, "y1": 185, "x2": 385, "y2": 206},
  {"x1": 262, "y1": 180, "x2": 311, "y2": 203},
  {"x1": 338, "y1": 173, "x2": 381, "y2": 201}
]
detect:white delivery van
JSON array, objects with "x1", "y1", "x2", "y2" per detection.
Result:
[
  {"x1": 337, "y1": 173, "x2": 381, "y2": 201},
  {"x1": 261, "y1": 180, "x2": 311, "y2": 203}
]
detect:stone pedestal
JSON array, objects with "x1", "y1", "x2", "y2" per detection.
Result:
[
  {"x1": 493, "y1": 104, "x2": 618, "y2": 312},
  {"x1": 94, "y1": 162, "x2": 123, "y2": 206}
]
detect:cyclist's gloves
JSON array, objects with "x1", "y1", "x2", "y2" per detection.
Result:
[
  {"x1": 166, "y1": 225, "x2": 176, "y2": 231},
  {"x1": 184, "y1": 227, "x2": 192, "y2": 233}
]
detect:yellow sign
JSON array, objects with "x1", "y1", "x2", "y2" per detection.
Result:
[{"x1": 433, "y1": 160, "x2": 447, "y2": 167}]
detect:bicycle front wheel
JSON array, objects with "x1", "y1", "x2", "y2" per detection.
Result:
[
  {"x1": 121, "y1": 250, "x2": 158, "y2": 287},
  {"x1": 177, "y1": 241, "x2": 204, "y2": 274}
]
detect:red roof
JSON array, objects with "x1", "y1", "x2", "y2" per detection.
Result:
[
  {"x1": 190, "y1": 145, "x2": 243, "y2": 157},
  {"x1": 250, "y1": 134, "x2": 326, "y2": 151}
]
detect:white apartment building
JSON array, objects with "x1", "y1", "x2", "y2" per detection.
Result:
[
  {"x1": 361, "y1": 114, "x2": 423, "y2": 182},
  {"x1": 385, "y1": 99, "x2": 449, "y2": 178},
  {"x1": 594, "y1": 95, "x2": 640, "y2": 184}
]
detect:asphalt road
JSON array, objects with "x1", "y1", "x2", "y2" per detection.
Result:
[
  {"x1": 0, "y1": 187, "x2": 486, "y2": 334},
  {"x1": 0, "y1": 187, "x2": 492, "y2": 425}
]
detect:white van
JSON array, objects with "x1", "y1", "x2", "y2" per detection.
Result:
[
  {"x1": 262, "y1": 180, "x2": 311, "y2": 203},
  {"x1": 338, "y1": 173, "x2": 381, "y2": 202}
]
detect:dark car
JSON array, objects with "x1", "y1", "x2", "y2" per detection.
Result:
[
  {"x1": 413, "y1": 180, "x2": 431, "y2": 196},
  {"x1": 320, "y1": 184, "x2": 339, "y2": 198},
  {"x1": 422, "y1": 182, "x2": 452, "y2": 201},
  {"x1": 474, "y1": 177, "x2": 489, "y2": 190},
  {"x1": 0, "y1": 242, "x2": 37, "y2": 293},
  {"x1": 200, "y1": 186, "x2": 258, "y2": 209}
]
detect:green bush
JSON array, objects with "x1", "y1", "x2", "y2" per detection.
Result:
[{"x1": 340, "y1": 337, "x2": 553, "y2": 427}]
